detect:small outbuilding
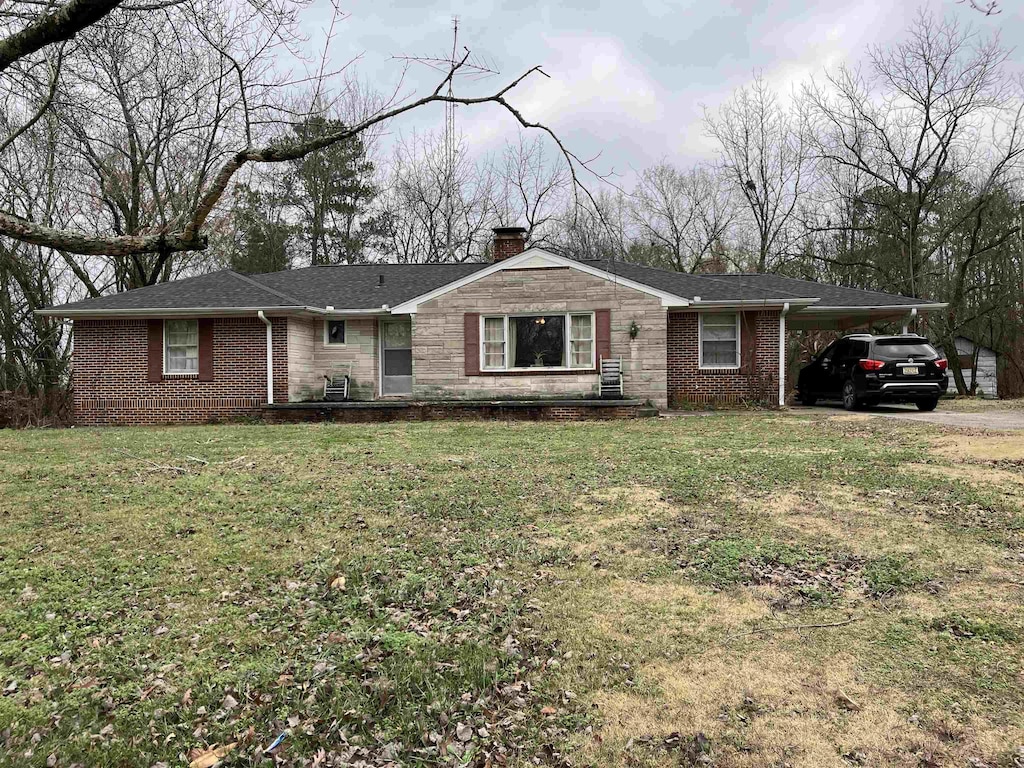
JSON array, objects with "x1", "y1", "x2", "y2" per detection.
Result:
[{"x1": 938, "y1": 336, "x2": 999, "y2": 398}]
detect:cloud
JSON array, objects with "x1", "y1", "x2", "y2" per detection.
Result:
[{"x1": 312, "y1": 0, "x2": 1024, "y2": 182}]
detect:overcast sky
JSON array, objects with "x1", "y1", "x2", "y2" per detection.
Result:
[{"x1": 298, "y1": 0, "x2": 1021, "y2": 182}]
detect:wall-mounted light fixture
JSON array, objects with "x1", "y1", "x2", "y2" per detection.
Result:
[{"x1": 629, "y1": 320, "x2": 640, "y2": 340}]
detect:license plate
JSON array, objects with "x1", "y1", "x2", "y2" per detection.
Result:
[{"x1": 903, "y1": 366, "x2": 919, "y2": 376}]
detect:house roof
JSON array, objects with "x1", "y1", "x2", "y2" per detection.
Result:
[
  {"x1": 43, "y1": 263, "x2": 489, "y2": 315},
  {"x1": 39, "y1": 251, "x2": 942, "y2": 317},
  {"x1": 580, "y1": 261, "x2": 939, "y2": 308}
]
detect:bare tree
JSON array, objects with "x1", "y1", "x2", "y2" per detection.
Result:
[
  {"x1": 804, "y1": 13, "x2": 1024, "y2": 297},
  {"x1": 704, "y1": 75, "x2": 809, "y2": 273},
  {"x1": 629, "y1": 162, "x2": 736, "y2": 273},
  {"x1": 377, "y1": 130, "x2": 496, "y2": 263},
  {"x1": 551, "y1": 189, "x2": 633, "y2": 262},
  {"x1": 492, "y1": 133, "x2": 569, "y2": 247},
  {"x1": 0, "y1": 0, "x2": 600, "y2": 265}
]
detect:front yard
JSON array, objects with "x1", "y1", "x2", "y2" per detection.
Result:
[{"x1": 1, "y1": 414, "x2": 1022, "y2": 767}]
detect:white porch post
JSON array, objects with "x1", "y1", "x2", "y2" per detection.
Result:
[
  {"x1": 258, "y1": 311, "x2": 274, "y2": 404},
  {"x1": 778, "y1": 303, "x2": 790, "y2": 407}
]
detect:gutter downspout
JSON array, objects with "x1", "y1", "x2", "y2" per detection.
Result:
[
  {"x1": 257, "y1": 311, "x2": 274, "y2": 405},
  {"x1": 902, "y1": 306, "x2": 918, "y2": 335},
  {"x1": 779, "y1": 302, "x2": 790, "y2": 407}
]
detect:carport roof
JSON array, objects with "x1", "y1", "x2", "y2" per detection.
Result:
[{"x1": 581, "y1": 262, "x2": 940, "y2": 308}]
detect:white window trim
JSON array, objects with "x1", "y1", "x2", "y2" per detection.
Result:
[
  {"x1": 479, "y1": 312, "x2": 596, "y2": 372},
  {"x1": 163, "y1": 318, "x2": 199, "y2": 376},
  {"x1": 698, "y1": 312, "x2": 741, "y2": 371},
  {"x1": 323, "y1": 318, "x2": 348, "y2": 346}
]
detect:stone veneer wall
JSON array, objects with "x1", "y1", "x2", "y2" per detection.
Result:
[
  {"x1": 411, "y1": 267, "x2": 668, "y2": 408},
  {"x1": 287, "y1": 316, "x2": 379, "y2": 401},
  {"x1": 72, "y1": 317, "x2": 288, "y2": 425}
]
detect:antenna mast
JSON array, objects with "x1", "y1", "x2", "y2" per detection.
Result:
[{"x1": 394, "y1": 20, "x2": 499, "y2": 257}]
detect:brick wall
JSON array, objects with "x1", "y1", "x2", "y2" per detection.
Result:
[
  {"x1": 412, "y1": 267, "x2": 669, "y2": 408},
  {"x1": 72, "y1": 317, "x2": 288, "y2": 426},
  {"x1": 667, "y1": 310, "x2": 780, "y2": 407},
  {"x1": 264, "y1": 401, "x2": 643, "y2": 423}
]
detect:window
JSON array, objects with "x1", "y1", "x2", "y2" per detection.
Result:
[
  {"x1": 512, "y1": 314, "x2": 565, "y2": 368},
  {"x1": 482, "y1": 317, "x2": 506, "y2": 369},
  {"x1": 873, "y1": 340, "x2": 937, "y2": 360},
  {"x1": 570, "y1": 314, "x2": 594, "y2": 368},
  {"x1": 699, "y1": 313, "x2": 739, "y2": 369},
  {"x1": 324, "y1": 319, "x2": 346, "y2": 345},
  {"x1": 164, "y1": 319, "x2": 199, "y2": 374},
  {"x1": 481, "y1": 313, "x2": 594, "y2": 371}
]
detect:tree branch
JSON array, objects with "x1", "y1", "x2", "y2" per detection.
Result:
[{"x1": 0, "y1": 0, "x2": 122, "y2": 73}]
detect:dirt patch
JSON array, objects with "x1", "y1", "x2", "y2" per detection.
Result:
[
  {"x1": 601, "y1": 578, "x2": 771, "y2": 634},
  {"x1": 829, "y1": 413, "x2": 872, "y2": 423},
  {"x1": 576, "y1": 485, "x2": 675, "y2": 531},
  {"x1": 760, "y1": 490, "x2": 859, "y2": 543}
]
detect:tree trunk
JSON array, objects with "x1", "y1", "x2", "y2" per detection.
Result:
[{"x1": 941, "y1": 332, "x2": 968, "y2": 395}]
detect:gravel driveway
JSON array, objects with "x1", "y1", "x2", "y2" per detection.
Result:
[{"x1": 790, "y1": 404, "x2": 1024, "y2": 430}]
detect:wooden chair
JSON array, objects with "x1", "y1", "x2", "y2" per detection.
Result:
[{"x1": 600, "y1": 357, "x2": 623, "y2": 398}]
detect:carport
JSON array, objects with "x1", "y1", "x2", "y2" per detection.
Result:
[{"x1": 782, "y1": 301, "x2": 949, "y2": 407}]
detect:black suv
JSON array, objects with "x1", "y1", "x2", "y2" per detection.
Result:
[{"x1": 797, "y1": 334, "x2": 948, "y2": 411}]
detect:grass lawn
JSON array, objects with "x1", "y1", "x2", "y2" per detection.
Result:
[{"x1": 1, "y1": 414, "x2": 1022, "y2": 767}]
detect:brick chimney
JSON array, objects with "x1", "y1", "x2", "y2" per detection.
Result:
[{"x1": 492, "y1": 226, "x2": 527, "y2": 262}]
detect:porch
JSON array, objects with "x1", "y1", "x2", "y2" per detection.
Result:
[{"x1": 262, "y1": 397, "x2": 653, "y2": 423}]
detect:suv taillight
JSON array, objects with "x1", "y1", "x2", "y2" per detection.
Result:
[
  {"x1": 858, "y1": 359, "x2": 885, "y2": 371},
  {"x1": 935, "y1": 358, "x2": 948, "y2": 371}
]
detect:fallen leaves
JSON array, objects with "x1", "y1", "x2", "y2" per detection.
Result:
[{"x1": 188, "y1": 742, "x2": 237, "y2": 768}]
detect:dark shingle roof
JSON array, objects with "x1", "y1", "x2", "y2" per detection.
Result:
[
  {"x1": 582, "y1": 261, "x2": 937, "y2": 307},
  {"x1": 49, "y1": 270, "x2": 301, "y2": 312},
  {"x1": 42, "y1": 256, "x2": 935, "y2": 314},
  {"x1": 254, "y1": 263, "x2": 489, "y2": 309},
  {"x1": 689, "y1": 272, "x2": 938, "y2": 307},
  {"x1": 44, "y1": 263, "x2": 490, "y2": 313}
]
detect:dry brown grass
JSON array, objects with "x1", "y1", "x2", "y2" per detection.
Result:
[
  {"x1": 933, "y1": 433, "x2": 1024, "y2": 462},
  {"x1": 536, "y1": 419, "x2": 1024, "y2": 768}
]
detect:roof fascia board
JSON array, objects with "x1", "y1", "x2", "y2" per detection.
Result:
[
  {"x1": 689, "y1": 298, "x2": 819, "y2": 308},
  {"x1": 795, "y1": 303, "x2": 948, "y2": 313},
  {"x1": 34, "y1": 306, "x2": 389, "y2": 318},
  {"x1": 389, "y1": 248, "x2": 692, "y2": 313}
]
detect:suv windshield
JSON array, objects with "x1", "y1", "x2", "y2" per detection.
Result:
[{"x1": 873, "y1": 340, "x2": 937, "y2": 361}]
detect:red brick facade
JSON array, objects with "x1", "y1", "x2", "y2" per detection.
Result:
[
  {"x1": 667, "y1": 310, "x2": 781, "y2": 407},
  {"x1": 72, "y1": 317, "x2": 288, "y2": 426},
  {"x1": 69, "y1": 307, "x2": 787, "y2": 425}
]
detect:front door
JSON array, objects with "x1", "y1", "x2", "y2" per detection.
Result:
[{"x1": 380, "y1": 317, "x2": 413, "y2": 396}]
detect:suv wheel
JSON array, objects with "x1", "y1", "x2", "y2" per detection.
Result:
[
  {"x1": 842, "y1": 380, "x2": 860, "y2": 411},
  {"x1": 916, "y1": 397, "x2": 939, "y2": 412}
]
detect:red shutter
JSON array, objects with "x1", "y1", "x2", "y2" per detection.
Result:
[
  {"x1": 147, "y1": 320, "x2": 163, "y2": 382},
  {"x1": 464, "y1": 313, "x2": 480, "y2": 376},
  {"x1": 740, "y1": 311, "x2": 758, "y2": 373},
  {"x1": 595, "y1": 309, "x2": 611, "y2": 366},
  {"x1": 197, "y1": 319, "x2": 214, "y2": 381}
]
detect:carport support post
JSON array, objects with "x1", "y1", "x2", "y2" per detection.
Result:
[
  {"x1": 779, "y1": 302, "x2": 790, "y2": 407},
  {"x1": 902, "y1": 307, "x2": 917, "y2": 334}
]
